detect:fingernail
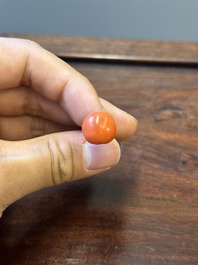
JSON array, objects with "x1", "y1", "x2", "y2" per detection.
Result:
[
  {"x1": 83, "y1": 139, "x2": 121, "y2": 170},
  {"x1": 128, "y1": 114, "x2": 138, "y2": 127},
  {"x1": 133, "y1": 117, "x2": 138, "y2": 127}
]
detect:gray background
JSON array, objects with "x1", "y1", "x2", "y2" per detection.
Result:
[{"x1": 0, "y1": 0, "x2": 198, "y2": 41}]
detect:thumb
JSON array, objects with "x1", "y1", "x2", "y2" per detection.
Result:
[{"x1": 0, "y1": 131, "x2": 120, "y2": 212}]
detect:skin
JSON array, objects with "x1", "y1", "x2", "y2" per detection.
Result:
[{"x1": 0, "y1": 38, "x2": 138, "y2": 217}]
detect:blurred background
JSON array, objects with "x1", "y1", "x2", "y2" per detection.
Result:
[{"x1": 0, "y1": 0, "x2": 198, "y2": 41}]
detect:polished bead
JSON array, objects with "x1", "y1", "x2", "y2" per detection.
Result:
[{"x1": 82, "y1": 112, "x2": 116, "y2": 144}]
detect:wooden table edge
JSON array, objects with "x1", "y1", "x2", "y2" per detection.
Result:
[{"x1": 1, "y1": 33, "x2": 198, "y2": 65}]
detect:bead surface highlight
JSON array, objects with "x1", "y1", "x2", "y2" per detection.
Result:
[{"x1": 82, "y1": 112, "x2": 116, "y2": 144}]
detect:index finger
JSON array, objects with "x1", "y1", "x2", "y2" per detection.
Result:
[{"x1": 0, "y1": 37, "x2": 103, "y2": 125}]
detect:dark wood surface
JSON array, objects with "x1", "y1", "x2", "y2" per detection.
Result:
[
  {"x1": 0, "y1": 34, "x2": 198, "y2": 265},
  {"x1": 2, "y1": 33, "x2": 198, "y2": 64}
]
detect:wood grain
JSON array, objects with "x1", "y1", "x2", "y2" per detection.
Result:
[
  {"x1": 0, "y1": 35, "x2": 198, "y2": 265},
  {"x1": 2, "y1": 33, "x2": 198, "y2": 64}
]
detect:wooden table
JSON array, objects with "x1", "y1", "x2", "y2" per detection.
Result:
[{"x1": 0, "y1": 34, "x2": 198, "y2": 265}]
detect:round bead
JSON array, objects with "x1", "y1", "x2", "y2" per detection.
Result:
[{"x1": 82, "y1": 112, "x2": 116, "y2": 144}]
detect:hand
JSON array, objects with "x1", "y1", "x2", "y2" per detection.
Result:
[{"x1": 0, "y1": 38, "x2": 137, "y2": 217}]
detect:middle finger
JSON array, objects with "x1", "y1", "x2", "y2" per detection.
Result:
[{"x1": 0, "y1": 86, "x2": 76, "y2": 126}]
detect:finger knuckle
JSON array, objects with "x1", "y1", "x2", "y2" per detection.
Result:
[
  {"x1": 47, "y1": 138, "x2": 75, "y2": 186},
  {"x1": 24, "y1": 89, "x2": 43, "y2": 117},
  {"x1": 31, "y1": 116, "x2": 46, "y2": 138},
  {"x1": 23, "y1": 39, "x2": 41, "y2": 49}
]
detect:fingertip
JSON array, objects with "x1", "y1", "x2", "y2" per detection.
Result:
[
  {"x1": 126, "y1": 114, "x2": 138, "y2": 137},
  {"x1": 99, "y1": 98, "x2": 138, "y2": 141}
]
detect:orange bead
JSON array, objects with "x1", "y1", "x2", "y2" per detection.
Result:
[{"x1": 82, "y1": 112, "x2": 116, "y2": 144}]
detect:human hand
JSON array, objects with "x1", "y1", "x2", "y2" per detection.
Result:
[{"x1": 0, "y1": 38, "x2": 137, "y2": 217}]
